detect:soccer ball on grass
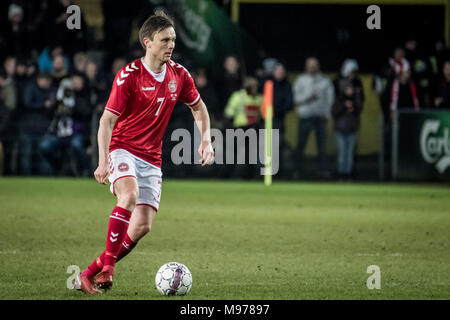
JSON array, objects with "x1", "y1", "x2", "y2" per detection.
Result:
[{"x1": 155, "y1": 262, "x2": 192, "y2": 296}]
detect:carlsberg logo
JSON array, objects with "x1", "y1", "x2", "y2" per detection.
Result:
[{"x1": 420, "y1": 120, "x2": 450, "y2": 173}]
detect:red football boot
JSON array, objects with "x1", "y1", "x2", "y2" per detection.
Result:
[
  {"x1": 95, "y1": 266, "x2": 114, "y2": 290},
  {"x1": 74, "y1": 273, "x2": 102, "y2": 294}
]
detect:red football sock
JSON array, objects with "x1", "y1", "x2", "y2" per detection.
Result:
[
  {"x1": 81, "y1": 252, "x2": 105, "y2": 279},
  {"x1": 82, "y1": 233, "x2": 137, "y2": 279},
  {"x1": 117, "y1": 233, "x2": 137, "y2": 262},
  {"x1": 102, "y1": 206, "x2": 132, "y2": 272}
]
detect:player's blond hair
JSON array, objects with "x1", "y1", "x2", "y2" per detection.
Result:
[{"x1": 138, "y1": 9, "x2": 175, "y2": 49}]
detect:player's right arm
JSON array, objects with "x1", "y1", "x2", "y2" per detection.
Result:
[
  {"x1": 94, "y1": 110, "x2": 118, "y2": 184},
  {"x1": 94, "y1": 64, "x2": 131, "y2": 184}
]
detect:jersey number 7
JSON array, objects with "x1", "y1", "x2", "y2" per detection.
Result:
[{"x1": 155, "y1": 97, "x2": 165, "y2": 116}]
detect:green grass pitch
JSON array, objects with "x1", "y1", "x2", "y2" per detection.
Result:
[{"x1": 0, "y1": 177, "x2": 449, "y2": 300}]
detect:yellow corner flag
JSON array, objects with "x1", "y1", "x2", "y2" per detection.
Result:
[{"x1": 261, "y1": 80, "x2": 273, "y2": 186}]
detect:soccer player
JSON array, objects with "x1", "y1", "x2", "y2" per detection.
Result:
[{"x1": 75, "y1": 10, "x2": 214, "y2": 294}]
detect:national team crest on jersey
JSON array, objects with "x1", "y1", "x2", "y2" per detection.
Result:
[{"x1": 168, "y1": 80, "x2": 177, "y2": 93}]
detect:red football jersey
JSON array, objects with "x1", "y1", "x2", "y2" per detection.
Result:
[{"x1": 105, "y1": 58, "x2": 201, "y2": 168}]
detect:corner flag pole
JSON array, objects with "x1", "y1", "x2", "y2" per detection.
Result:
[{"x1": 262, "y1": 80, "x2": 273, "y2": 186}]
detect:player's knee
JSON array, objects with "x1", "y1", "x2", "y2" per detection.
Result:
[
  {"x1": 128, "y1": 220, "x2": 151, "y2": 242},
  {"x1": 139, "y1": 223, "x2": 151, "y2": 236},
  {"x1": 117, "y1": 190, "x2": 139, "y2": 209}
]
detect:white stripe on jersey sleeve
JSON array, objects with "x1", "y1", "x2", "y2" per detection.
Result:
[
  {"x1": 185, "y1": 94, "x2": 201, "y2": 106},
  {"x1": 105, "y1": 107, "x2": 121, "y2": 116}
]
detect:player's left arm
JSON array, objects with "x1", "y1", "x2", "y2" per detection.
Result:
[{"x1": 190, "y1": 99, "x2": 215, "y2": 166}]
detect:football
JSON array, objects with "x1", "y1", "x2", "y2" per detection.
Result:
[{"x1": 155, "y1": 262, "x2": 192, "y2": 296}]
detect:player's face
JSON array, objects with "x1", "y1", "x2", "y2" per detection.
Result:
[{"x1": 147, "y1": 27, "x2": 176, "y2": 63}]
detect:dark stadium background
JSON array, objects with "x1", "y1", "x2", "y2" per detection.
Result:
[{"x1": 239, "y1": 3, "x2": 444, "y2": 73}]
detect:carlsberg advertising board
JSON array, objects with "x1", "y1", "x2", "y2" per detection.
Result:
[{"x1": 396, "y1": 110, "x2": 450, "y2": 180}]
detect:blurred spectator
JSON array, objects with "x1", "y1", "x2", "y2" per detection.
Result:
[
  {"x1": 5, "y1": 58, "x2": 33, "y2": 174},
  {"x1": 262, "y1": 58, "x2": 279, "y2": 79},
  {"x1": 333, "y1": 60, "x2": 365, "y2": 178},
  {"x1": 257, "y1": 57, "x2": 278, "y2": 87},
  {"x1": 39, "y1": 72, "x2": 92, "y2": 176},
  {"x1": 429, "y1": 39, "x2": 450, "y2": 78},
  {"x1": 0, "y1": 105, "x2": 7, "y2": 175},
  {"x1": 19, "y1": 71, "x2": 56, "y2": 175},
  {"x1": 382, "y1": 69, "x2": 420, "y2": 122},
  {"x1": 404, "y1": 38, "x2": 418, "y2": 66},
  {"x1": 224, "y1": 77, "x2": 262, "y2": 179},
  {"x1": 293, "y1": 57, "x2": 334, "y2": 179},
  {"x1": 0, "y1": 66, "x2": 17, "y2": 112},
  {"x1": 388, "y1": 47, "x2": 410, "y2": 78},
  {"x1": 193, "y1": 68, "x2": 220, "y2": 127},
  {"x1": 14, "y1": 58, "x2": 37, "y2": 109},
  {"x1": 434, "y1": 61, "x2": 450, "y2": 109},
  {"x1": 271, "y1": 63, "x2": 293, "y2": 156},
  {"x1": 219, "y1": 55, "x2": 243, "y2": 104},
  {"x1": 332, "y1": 79, "x2": 363, "y2": 180},
  {"x1": 110, "y1": 57, "x2": 127, "y2": 81},
  {"x1": 429, "y1": 39, "x2": 450, "y2": 102},
  {"x1": 85, "y1": 60, "x2": 109, "y2": 108},
  {"x1": 97, "y1": 57, "x2": 127, "y2": 118},
  {"x1": 381, "y1": 67, "x2": 420, "y2": 180},
  {"x1": 380, "y1": 51, "x2": 421, "y2": 180},
  {"x1": 225, "y1": 77, "x2": 262, "y2": 128},
  {"x1": 14, "y1": 58, "x2": 28, "y2": 103},
  {"x1": 100, "y1": 57, "x2": 126, "y2": 107},
  {"x1": 4, "y1": 56, "x2": 16, "y2": 76},
  {"x1": 51, "y1": 54, "x2": 69, "y2": 87},
  {"x1": 335, "y1": 59, "x2": 364, "y2": 103},
  {"x1": 73, "y1": 52, "x2": 88, "y2": 74},
  {"x1": 404, "y1": 38, "x2": 431, "y2": 107},
  {"x1": 0, "y1": 68, "x2": 17, "y2": 175},
  {"x1": 0, "y1": 61, "x2": 17, "y2": 111},
  {"x1": 26, "y1": 59, "x2": 38, "y2": 79},
  {"x1": 38, "y1": 45, "x2": 70, "y2": 72},
  {"x1": 4, "y1": 3, "x2": 27, "y2": 57}
]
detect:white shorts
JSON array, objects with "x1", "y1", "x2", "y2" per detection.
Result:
[{"x1": 108, "y1": 149, "x2": 162, "y2": 212}]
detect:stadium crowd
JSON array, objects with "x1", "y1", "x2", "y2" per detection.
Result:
[{"x1": 1, "y1": 1, "x2": 450, "y2": 179}]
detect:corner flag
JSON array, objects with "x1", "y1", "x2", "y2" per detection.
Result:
[{"x1": 261, "y1": 80, "x2": 273, "y2": 186}]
